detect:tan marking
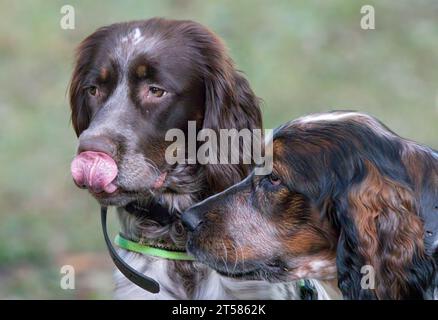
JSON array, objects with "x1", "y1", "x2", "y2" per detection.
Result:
[
  {"x1": 136, "y1": 64, "x2": 147, "y2": 78},
  {"x1": 99, "y1": 67, "x2": 109, "y2": 81}
]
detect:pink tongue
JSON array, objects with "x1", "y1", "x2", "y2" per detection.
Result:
[{"x1": 71, "y1": 151, "x2": 118, "y2": 194}]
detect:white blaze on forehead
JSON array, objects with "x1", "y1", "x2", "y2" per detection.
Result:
[
  {"x1": 296, "y1": 111, "x2": 395, "y2": 138},
  {"x1": 121, "y1": 27, "x2": 144, "y2": 44},
  {"x1": 298, "y1": 112, "x2": 359, "y2": 124},
  {"x1": 132, "y1": 28, "x2": 143, "y2": 44},
  {"x1": 115, "y1": 29, "x2": 162, "y2": 66}
]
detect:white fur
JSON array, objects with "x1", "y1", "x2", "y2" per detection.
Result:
[
  {"x1": 113, "y1": 250, "x2": 339, "y2": 300},
  {"x1": 295, "y1": 111, "x2": 396, "y2": 139},
  {"x1": 121, "y1": 28, "x2": 144, "y2": 45},
  {"x1": 116, "y1": 29, "x2": 162, "y2": 68},
  {"x1": 298, "y1": 112, "x2": 358, "y2": 124}
]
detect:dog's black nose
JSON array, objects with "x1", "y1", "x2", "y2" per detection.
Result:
[{"x1": 181, "y1": 207, "x2": 204, "y2": 232}]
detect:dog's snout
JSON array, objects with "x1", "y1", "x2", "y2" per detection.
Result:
[
  {"x1": 72, "y1": 134, "x2": 119, "y2": 194},
  {"x1": 77, "y1": 135, "x2": 117, "y2": 158},
  {"x1": 182, "y1": 207, "x2": 205, "y2": 232}
]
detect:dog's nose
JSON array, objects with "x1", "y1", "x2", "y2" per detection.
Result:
[
  {"x1": 77, "y1": 135, "x2": 117, "y2": 158},
  {"x1": 72, "y1": 135, "x2": 119, "y2": 193},
  {"x1": 181, "y1": 207, "x2": 204, "y2": 232}
]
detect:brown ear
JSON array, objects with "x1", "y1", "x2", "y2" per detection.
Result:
[
  {"x1": 69, "y1": 67, "x2": 91, "y2": 137},
  {"x1": 200, "y1": 34, "x2": 262, "y2": 193},
  {"x1": 69, "y1": 26, "x2": 111, "y2": 136},
  {"x1": 337, "y1": 161, "x2": 433, "y2": 299}
]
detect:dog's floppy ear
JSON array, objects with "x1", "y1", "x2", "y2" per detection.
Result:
[
  {"x1": 336, "y1": 161, "x2": 434, "y2": 299},
  {"x1": 69, "y1": 65, "x2": 91, "y2": 137},
  {"x1": 69, "y1": 26, "x2": 110, "y2": 137},
  {"x1": 199, "y1": 33, "x2": 262, "y2": 193}
]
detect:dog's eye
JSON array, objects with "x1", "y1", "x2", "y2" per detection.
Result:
[
  {"x1": 87, "y1": 86, "x2": 98, "y2": 96},
  {"x1": 149, "y1": 86, "x2": 166, "y2": 98},
  {"x1": 268, "y1": 174, "x2": 281, "y2": 186},
  {"x1": 260, "y1": 174, "x2": 282, "y2": 190}
]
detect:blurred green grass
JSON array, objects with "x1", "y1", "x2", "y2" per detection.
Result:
[{"x1": 0, "y1": 0, "x2": 437, "y2": 299}]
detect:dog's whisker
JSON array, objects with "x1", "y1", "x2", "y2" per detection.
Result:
[
  {"x1": 238, "y1": 243, "x2": 246, "y2": 272},
  {"x1": 221, "y1": 241, "x2": 230, "y2": 275},
  {"x1": 231, "y1": 242, "x2": 239, "y2": 274}
]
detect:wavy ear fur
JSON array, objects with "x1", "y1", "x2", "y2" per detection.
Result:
[
  {"x1": 197, "y1": 30, "x2": 262, "y2": 193},
  {"x1": 336, "y1": 161, "x2": 434, "y2": 299},
  {"x1": 69, "y1": 26, "x2": 112, "y2": 136}
]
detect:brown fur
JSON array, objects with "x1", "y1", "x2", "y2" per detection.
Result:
[
  {"x1": 348, "y1": 161, "x2": 426, "y2": 299},
  {"x1": 183, "y1": 111, "x2": 437, "y2": 299}
]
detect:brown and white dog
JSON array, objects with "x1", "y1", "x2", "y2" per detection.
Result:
[
  {"x1": 183, "y1": 111, "x2": 438, "y2": 299},
  {"x1": 69, "y1": 18, "x2": 338, "y2": 299}
]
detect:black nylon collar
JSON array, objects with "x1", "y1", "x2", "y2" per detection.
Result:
[
  {"x1": 100, "y1": 204, "x2": 321, "y2": 298},
  {"x1": 101, "y1": 206, "x2": 160, "y2": 293},
  {"x1": 100, "y1": 200, "x2": 177, "y2": 294},
  {"x1": 124, "y1": 200, "x2": 175, "y2": 226}
]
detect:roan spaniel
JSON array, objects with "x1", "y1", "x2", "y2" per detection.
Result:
[{"x1": 183, "y1": 111, "x2": 438, "y2": 299}]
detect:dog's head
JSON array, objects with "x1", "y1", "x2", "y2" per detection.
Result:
[
  {"x1": 69, "y1": 18, "x2": 261, "y2": 208},
  {"x1": 182, "y1": 116, "x2": 341, "y2": 283},
  {"x1": 183, "y1": 112, "x2": 435, "y2": 299}
]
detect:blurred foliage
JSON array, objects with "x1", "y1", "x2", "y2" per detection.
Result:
[{"x1": 0, "y1": 0, "x2": 437, "y2": 299}]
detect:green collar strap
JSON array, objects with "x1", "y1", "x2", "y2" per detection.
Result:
[
  {"x1": 114, "y1": 235, "x2": 316, "y2": 298},
  {"x1": 114, "y1": 234, "x2": 195, "y2": 261}
]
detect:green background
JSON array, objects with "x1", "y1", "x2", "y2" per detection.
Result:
[{"x1": 0, "y1": 0, "x2": 437, "y2": 299}]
